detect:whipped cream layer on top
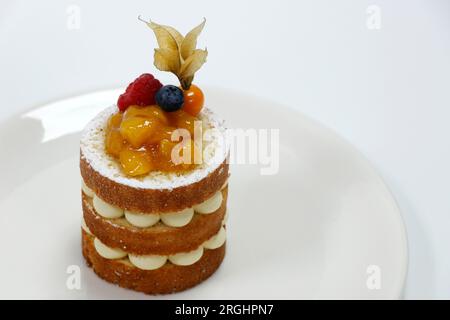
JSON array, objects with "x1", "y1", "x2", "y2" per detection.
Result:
[
  {"x1": 80, "y1": 105, "x2": 229, "y2": 190},
  {"x1": 86, "y1": 225, "x2": 227, "y2": 270},
  {"x1": 82, "y1": 180, "x2": 227, "y2": 228}
]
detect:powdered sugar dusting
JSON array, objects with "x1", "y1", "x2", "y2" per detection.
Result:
[{"x1": 80, "y1": 105, "x2": 228, "y2": 190}]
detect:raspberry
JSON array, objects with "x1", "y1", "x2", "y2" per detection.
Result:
[{"x1": 117, "y1": 73, "x2": 163, "y2": 112}]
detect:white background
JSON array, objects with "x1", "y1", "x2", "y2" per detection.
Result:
[{"x1": 0, "y1": 0, "x2": 449, "y2": 299}]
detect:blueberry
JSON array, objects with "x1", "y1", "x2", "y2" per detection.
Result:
[{"x1": 155, "y1": 85, "x2": 184, "y2": 112}]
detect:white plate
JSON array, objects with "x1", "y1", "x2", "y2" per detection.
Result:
[{"x1": 0, "y1": 88, "x2": 407, "y2": 299}]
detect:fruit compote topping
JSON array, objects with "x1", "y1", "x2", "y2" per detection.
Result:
[{"x1": 106, "y1": 19, "x2": 209, "y2": 177}]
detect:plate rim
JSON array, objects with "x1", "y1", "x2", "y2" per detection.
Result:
[{"x1": 0, "y1": 87, "x2": 409, "y2": 299}]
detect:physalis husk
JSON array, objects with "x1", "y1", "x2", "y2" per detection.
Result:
[{"x1": 140, "y1": 18, "x2": 208, "y2": 90}]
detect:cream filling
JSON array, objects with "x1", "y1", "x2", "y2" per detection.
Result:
[
  {"x1": 128, "y1": 254, "x2": 167, "y2": 270},
  {"x1": 83, "y1": 180, "x2": 224, "y2": 228},
  {"x1": 193, "y1": 192, "x2": 223, "y2": 214},
  {"x1": 124, "y1": 211, "x2": 160, "y2": 228},
  {"x1": 168, "y1": 246, "x2": 204, "y2": 266},
  {"x1": 160, "y1": 208, "x2": 194, "y2": 227},
  {"x1": 94, "y1": 238, "x2": 127, "y2": 259},
  {"x1": 81, "y1": 218, "x2": 92, "y2": 235},
  {"x1": 81, "y1": 181, "x2": 95, "y2": 198},
  {"x1": 222, "y1": 211, "x2": 229, "y2": 225},
  {"x1": 203, "y1": 227, "x2": 226, "y2": 249},
  {"x1": 93, "y1": 195, "x2": 123, "y2": 219},
  {"x1": 220, "y1": 180, "x2": 228, "y2": 190},
  {"x1": 90, "y1": 226, "x2": 226, "y2": 270}
]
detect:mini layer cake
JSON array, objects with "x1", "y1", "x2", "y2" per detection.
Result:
[
  {"x1": 80, "y1": 106, "x2": 229, "y2": 294},
  {"x1": 78, "y1": 19, "x2": 230, "y2": 294}
]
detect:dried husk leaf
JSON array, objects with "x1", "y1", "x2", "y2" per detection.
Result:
[
  {"x1": 148, "y1": 21, "x2": 179, "y2": 51},
  {"x1": 154, "y1": 48, "x2": 180, "y2": 73},
  {"x1": 157, "y1": 23, "x2": 184, "y2": 48},
  {"x1": 144, "y1": 19, "x2": 207, "y2": 89},
  {"x1": 179, "y1": 49, "x2": 208, "y2": 81},
  {"x1": 180, "y1": 19, "x2": 206, "y2": 60}
]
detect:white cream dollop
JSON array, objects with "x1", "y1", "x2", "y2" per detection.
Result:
[
  {"x1": 81, "y1": 180, "x2": 95, "y2": 198},
  {"x1": 220, "y1": 180, "x2": 228, "y2": 190},
  {"x1": 93, "y1": 195, "x2": 124, "y2": 219},
  {"x1": 194, "y1": 192, "x2": 223, "y2": 214},
  {"x1": 128, "y1": 254, "x2": 168, "y2": 270},
  {"x1": 169, "y1": 246, "x2": 204, "y2": 266},
  {"x1": 222, "y1": 211, "x2": 229, "y2": 225},
  {"x1": 81, "y1": 218, "x2": 92, "y2": 235},
  {"x1": 125, "y1": 211, "x2": 160, "y2": 228},
  {"x1": 203, "y1": 227, "x2": 226, "y2": 249},
  {"x1": 160, "y1": 208, "x2": 194, "y2": 227},
  {"x1": 94, "y1": 238, "x2": 127, "y2": 259}
]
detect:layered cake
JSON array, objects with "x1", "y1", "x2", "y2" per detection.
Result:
[{"x1": 79, "y1": 19, "x2": 230, "y2": 294}]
